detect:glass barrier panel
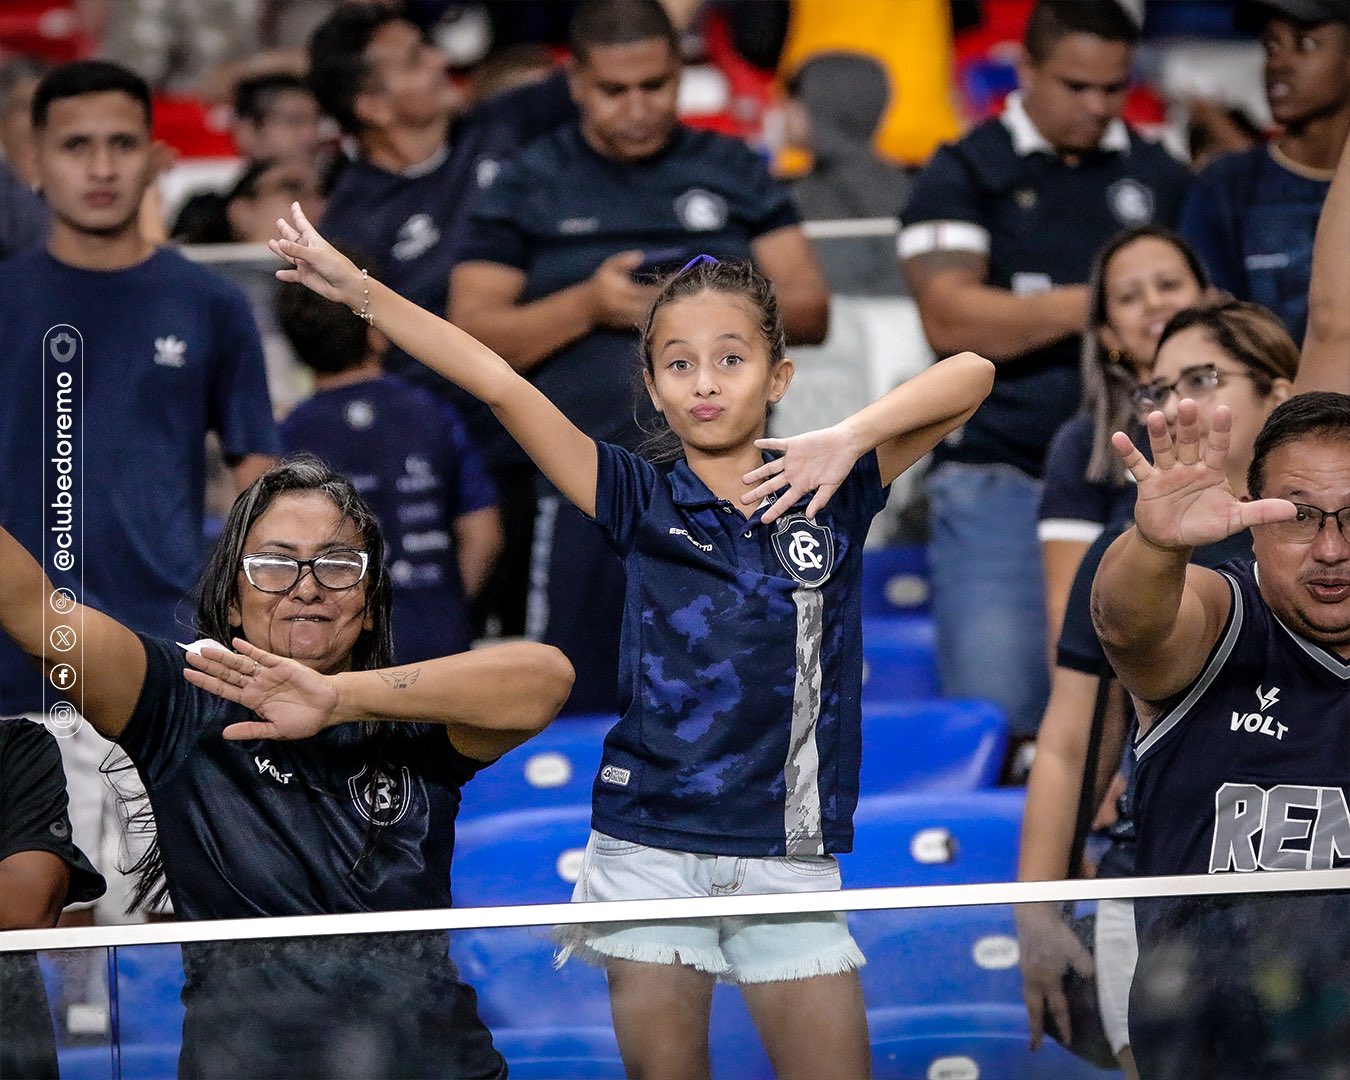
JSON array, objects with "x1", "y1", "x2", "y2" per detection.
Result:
[
  {"x1": 92, "y1": 881, "x2": 1350, "y2": 1080},
  {"x1": 0, "y1": 945, "x2": 114, "y2": 1080}
]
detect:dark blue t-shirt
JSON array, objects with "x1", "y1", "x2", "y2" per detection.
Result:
[
  {"x1": 0, "y1": 160, "x2": 47, "y2": 260},
  {"x1": 118, "y1": 637, "x2": 504, "y2": 1078},
  {"x1": 456, "y1": 122, "x2": 800, "y2": 460},
  {"x1": 900, "y1": 117, "x2": 1189, "y2": 477},
  {"x1": 589, "y1": 443, "x2": 887, "y2": 858},
  {"x1": 0, "y1": 247, "x2": 280, "y2": 714},
  {"x1": 280, "y1": 376, "x2": 497, "y2": 661},
  {"x1": 1037, "y1": 412, "x2": 1137, "y2": 544},
  {"x1": 321, "y1": 72, "x2": 575, "y2": 465},
  {"x1": 1179, "y1": 145, "x2": 1330, "y2": 345},
  {"x1": 118, "y1": 635, "x2": 484, "y2": 920}
]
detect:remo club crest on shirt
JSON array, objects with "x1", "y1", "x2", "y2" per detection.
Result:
[
  {"x1": 348, "y1": 764, "x2": 413, "y2": 827},
  {"x1": 771, "y1": 515, "x2": 835, "y2": 588}
]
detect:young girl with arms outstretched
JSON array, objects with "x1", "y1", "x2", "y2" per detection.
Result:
[{"x1": 272, "y1": 206, "x2": 994, "y2": 1080}]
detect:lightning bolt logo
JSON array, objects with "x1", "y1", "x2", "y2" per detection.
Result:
[{"x1": 1256, "y1": 685, "x2": 1281, "y2": 712}]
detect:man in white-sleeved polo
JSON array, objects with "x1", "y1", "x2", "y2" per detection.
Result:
[{"x1": 897, "y1": 0, "x2": 1189, "y2": 750}]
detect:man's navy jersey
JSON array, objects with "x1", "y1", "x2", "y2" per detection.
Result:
[
  {"x1": 456, "y1": 122, "x2": 800, "y2": 456},
  {"x1": 0, "y1": 247, "x2": 280, "y2": 714},
  {"x1": 1127, "y1": 560, "x2": 1350, "y2": 1079},
  {"x1": 321, "y1": 72, "x2": 574, "y2": 465},
  {"x1": 899, "y1": 94, "x2": 1190, "y2": 477},
  {"x1": 589, "y1": 442, "x2": 887, "y2": 858},
  {"x1": 1133, "y1": 561, "x2": 1350, "y2": 897},
  {"x1": 280, "y1": 375, "x2": 497, "y2": 661},
  {"x1": 1179, "y1": 145, "x2": 1331, "y2": 345},
  {"x1": 119, "y1": 636, "x2": 485, "y2": 920}
]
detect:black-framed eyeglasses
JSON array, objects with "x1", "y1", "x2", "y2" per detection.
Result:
[
  {"x1": 1131, "y1": 363, "x2": 1264, "y2": 417},
  {"x1": 240, "y1": 550, "x2": 369, "y2": 593},
  {"x1": 1260, "y1": 504, "x2": 1350, "y2": 545}
]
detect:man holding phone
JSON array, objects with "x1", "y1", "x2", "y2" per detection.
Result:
[{"x1": 450, "y1": 0, "x2": 828, "y2": 713}]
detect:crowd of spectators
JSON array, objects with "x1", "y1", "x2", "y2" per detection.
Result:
[{"x1": 0, "y1": 0, "x2": 1348, "y2": 1075}]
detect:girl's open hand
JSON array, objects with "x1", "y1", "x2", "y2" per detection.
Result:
[
  {"x1": 1114, "y1": 401, "x2": 1296, "y2": 550},
  {"x1": 184, "y1": 637, "x2": 341, "y2": 741},
  {"x1": 270, "y1": 201, "x2": 364, "y2": 309},
  {"x1": 743, "y1": 423, "x2": 861, "y2": 525}
]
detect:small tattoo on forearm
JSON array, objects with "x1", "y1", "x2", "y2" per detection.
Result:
[{"x1": 378, "y1": 668, "x2": 421, "y2": 690}]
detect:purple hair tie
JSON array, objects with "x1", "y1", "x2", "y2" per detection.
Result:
[{"x1": 678, "y1": 254, "x2": 720, "y2": 273}]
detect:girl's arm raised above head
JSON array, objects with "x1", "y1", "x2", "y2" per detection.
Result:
[
  {"x1": 745, "y1": 351, "x2": 995, "y2": 523},
  {"x1": 0, "y1": 527, "x2": 146, "y2": 739},
  {"x1": 271, "y1": 204, "x2": 600, "y2": 517}
]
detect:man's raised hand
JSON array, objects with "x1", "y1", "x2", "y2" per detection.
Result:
[{"x1": 1112, "y1": 401, "x2": 1296, "y2": 552}]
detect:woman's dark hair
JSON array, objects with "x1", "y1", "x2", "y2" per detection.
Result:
[
  {"x1": 1155, "y1": 300, "x2": 1300, "y2": 387},
  {"x1": 1248, "y1": 392, "x2": 1350, "y2": 498},
  {"x1": 126, "y1": 456, "x2": 396, "y2": 912},
  {"x1": 1081, "y1": 226, "x2": 1210, "y2": 485},
  {"x1": 636, "y1": 258, "x2": 786, "y2": 461}
]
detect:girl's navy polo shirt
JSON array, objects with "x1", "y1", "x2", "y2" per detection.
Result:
[{"x1": 589, "y1": 441, "x2": 888, "y2": 858}]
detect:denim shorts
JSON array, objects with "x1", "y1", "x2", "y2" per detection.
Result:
[{"x1": 555, "y1": 831, "x2": 865, "y2": 984}]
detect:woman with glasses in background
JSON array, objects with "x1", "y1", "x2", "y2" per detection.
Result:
[
  {"x1": 1037, "y1": 227, "x2": 1213, "y2": 672},
  {"x1": 1018, "y1": 299, "x2": 1300, "y2": 1080},
  {"x1": 0, "y1": 454, "x2": 574, "y2": 1079}
]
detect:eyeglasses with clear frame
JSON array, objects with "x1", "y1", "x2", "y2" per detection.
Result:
[
  {"x1": 240, "y1": 550, "x2": 369, "y2": 593},
  {"x1": 1131, "y1": 363, "x2": 1264, "y2": 417},
  {"x1": 1259, "y1": 504, "x2": 1350, "y2": 545}
]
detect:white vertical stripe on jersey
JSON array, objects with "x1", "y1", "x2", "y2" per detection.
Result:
[{"x1": 784, "y1": 587, "x2": 825, "y2": 855}]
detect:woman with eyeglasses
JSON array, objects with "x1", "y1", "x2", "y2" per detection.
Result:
[
  {"x1": 0, "y1": 454, "x2": 574, "y2": 1078},
  {"x1": 1038, "y1": 227, "x2": 1213, "y2": 673},
  {"x1": 1018, "y1": 299, "x2": 1299, "y2": 1079}
]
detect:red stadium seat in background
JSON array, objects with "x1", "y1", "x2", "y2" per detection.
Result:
[{"x1": 0, "y1": 2, "x2": 93, "y2": 64}]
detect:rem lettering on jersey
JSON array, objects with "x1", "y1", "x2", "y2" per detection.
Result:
[{"x1": 1209, "y1": 783, "x2": 1350, "y2": 872}]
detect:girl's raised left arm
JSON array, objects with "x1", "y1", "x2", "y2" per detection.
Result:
[{"x1": 745, "y1": 351, "x2": 994, "y2": 523}]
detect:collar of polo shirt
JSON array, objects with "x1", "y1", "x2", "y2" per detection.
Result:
[{"x1": 1001, "y1": 91, "x2": 1130, "y2": 157}]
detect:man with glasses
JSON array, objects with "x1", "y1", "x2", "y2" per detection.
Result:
[
  {"x1": 1092, "y1": 391, "x2": 1350, "y2": 1076},
  {"x1": 0, "y1": 455, "x2": 574, "y2": 1077}
]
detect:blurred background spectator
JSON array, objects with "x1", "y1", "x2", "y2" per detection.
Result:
[{"x1": 1179, "y1": 0, "x2": 1350, "y2": 345}]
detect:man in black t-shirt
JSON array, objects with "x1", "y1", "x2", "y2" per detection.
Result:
[{"x1": 0, "y1": 717, "x2": 105, "y2": 1079}]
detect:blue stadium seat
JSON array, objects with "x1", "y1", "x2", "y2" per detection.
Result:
[
  {"x1": 454, "y1": 804, "x2": 592, "y2": 907},
  {"x1": 861, "y1": 544, "x2": 930, "y2": 617},
  {"x1": 458, "y1": 715, "x2": 614, "y2": 824},
  {"x1": 852, "y1": 904, "x2": 1025, "y2": 1010},
  {"x1": 488, "y1": 1026, "x2": 626, "y2": 1079},
  {"x1": 869, "y1": 1004, "x2": 1117, "y2": 1079},
  {"x1": 861, "y1": 615, "x2": 940, "y2": 701},
  {"x1": 859, "y1": 699, "x2": 1007, "y2": 796},
  {"x1": 842, "y1": 789, "x2": 1025, "y2": 889},
  {"x1": 112, "y1": 944, "x2": 184, "y2": 1044},
  {"x1": 454, "y1": 926, "x2": 613, "y2": 1032}
]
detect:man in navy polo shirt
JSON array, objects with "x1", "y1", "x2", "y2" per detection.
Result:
[
  {"x1": 451, "y1": 0, "x2": 829, "y2": 714},
  {"x1": 899, "y1": 0, "x2": 1189, "y2": 749},
  {"x1": 0, "y1": 61, "x2": 278, "y2": 950},
  {"x1": 1180, "y1": 0, "x2": 1350, "y2": 346}
]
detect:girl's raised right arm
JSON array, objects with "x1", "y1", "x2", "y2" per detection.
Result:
[{"x1": 272, "y1": 204, "x2": 600, "y2": 518}]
